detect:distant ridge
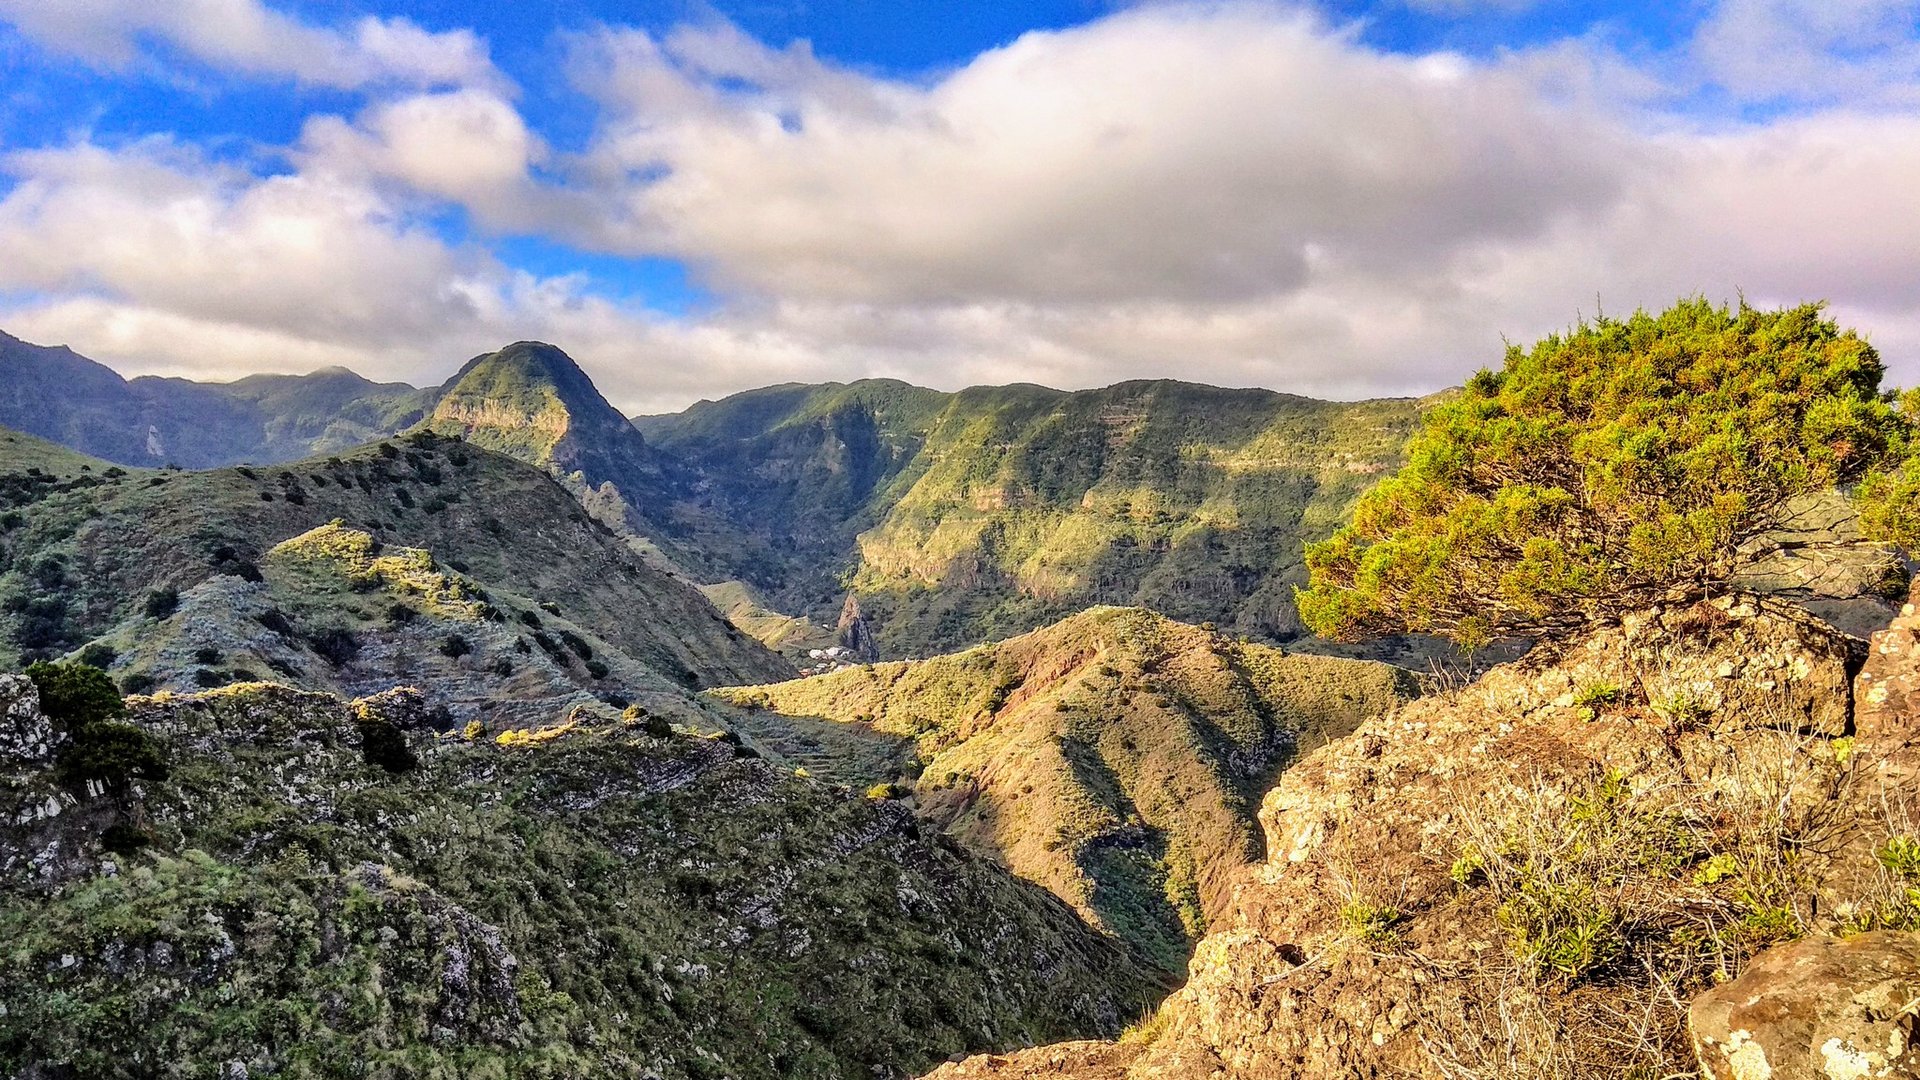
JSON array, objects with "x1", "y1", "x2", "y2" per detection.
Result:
[{"x1": 0, "y1": 330, "x2": 431, "y2": 467}]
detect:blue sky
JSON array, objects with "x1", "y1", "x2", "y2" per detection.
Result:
[{"x1": 1, "y1": 0, "x2": 1918, "y2": 410}]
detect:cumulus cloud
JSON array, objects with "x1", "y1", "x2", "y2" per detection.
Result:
[
  {"x1": 574, "y1": 9, "x2": 1635, "y2": 306},
  {"x1": 0, "y1": 138, "x2": 846, "y2": 405},
  {"x1": 4, "y1": 1, "x2": 1920, "y2": 411},
  {"x1": 295, "y1": 90, "x2": 596, "y2": 234},
  {"x1": 1691, "y1": 0, "x2": 1920, "y2": 105},
  {"x1": 0, "y1": 0, "x2": 500, "y2": 90}
]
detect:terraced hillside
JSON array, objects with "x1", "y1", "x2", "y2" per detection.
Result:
[
  {"x1": 717, "y1": 607, "x2": 1418, "y2": 970},
  {"x1": 0, "y1": 427, "x2": 790, "y2": 725},
  {"x1": 648, "y1": 380, "x2": 1428, "y2": 658},
  {"x1": 3, "y1": 333, "x2": 1439, "y2": 660},
  {"x1": 0, "y1": 675, "x2": 1161, "y2": 1078}
]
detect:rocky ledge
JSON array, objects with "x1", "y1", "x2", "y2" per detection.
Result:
[{"x1": 931, "y1": 588, "x2": 1920, "y2": 1079}]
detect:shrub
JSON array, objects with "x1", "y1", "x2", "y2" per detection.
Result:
[
  {"x1": 1571, "y1": 681, "x2": 1621, "y2": 710},
  {"x1": 866, "y1": 782, "x2": 909, "y2": 800},
  {"x1": 558, "y1": 630, "x2": 593, "y2": 661},
  {"x1": 1298, "y1": 300, "x2": 1909, "y2": 647},
  {"x1": 75, "y1": 642, "x2": 117, "y2": 670},
  {"x1": 192, "y1": 668, "x2": 228, "y2": 688},
  {"x1": 531, "y1": 632, "x2": 568, "y2": 665},
  {"x1": 28, "y1": 662, "x2": 167, "y2": 795},
  {"x1": 100, "y1": 822, "x2": 153, "y2": 853},
  {"x1": 142, "y1": 584, "x2": 180, "y2": 618},
  {"x1": 1340, "y1": 900, "x2": 1404, "y2": 948},
  {"x1": 28, "y1": 660, "x2": 126, "y2": 729},
  {"x1": 118, "y1": 672, "x2": 156, "y2": 695},
  {"x1": 305, "y1": 628, "x2": 361, "y2": 667},
  {"x1": 192, "y1": 646, "x2": 224, "y2": 666},
  {"x1": 584, "y1": 659, "x2": 610, "y2": 680},
  {"x1": 1876, "y1": 836, "x2": 1920, "y2": 880},
  {"x1": 358, "y1": 719, "x2": 418, "y2": 774},
  {"x1": 439, "y1": 634, "x2": 472, "y2": 659},
  {"x1": 224, "y1": 561, "x2": 264, "y2": 583}
]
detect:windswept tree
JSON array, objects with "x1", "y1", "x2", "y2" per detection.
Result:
[{"x1": 1297, "y1": 299, "x2": 1910, "y2": 647}]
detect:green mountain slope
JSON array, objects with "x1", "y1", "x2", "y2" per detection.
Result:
[
  {"x1": 651, "y1": 379, "x2": 1426, "y2": 657},
  {"x1": 0, "y1": 676, "x2": 1162, "y2": 1078},
  {"x1": 1, "y1": 333, "x2": 1429, "y2": 659},
  {"x1": 419, "y1": 341, "x2": 755, "y2": 576},
  {"x1": 0, "y1": 331, "x2": 431, "y2": 467},
  {"x1": 716, "y1": 607, "x2": 1418, "y2": 970},
  {"x1": 0, "y1": 427, "x2": 790, "y2": 717}
]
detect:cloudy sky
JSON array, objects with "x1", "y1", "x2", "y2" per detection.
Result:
[{"x1": 1, "y1": 0, "x2": 1918, "y2": 412}]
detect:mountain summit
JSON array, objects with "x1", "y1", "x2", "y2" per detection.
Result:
[
  {"x1": 423, "y1": 341, "x2": 687, "y2": 549},
  {"x1": 428, "y1": 341, "x2": 654, "y2": 479}
]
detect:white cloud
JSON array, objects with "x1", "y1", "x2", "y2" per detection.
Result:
[
  {"x1": 1691, "y1": 0, "x2": 1920, "y2": 105},
  {"x1": 4, "y1": 2, "x2": 1920, "y2": 412},
  {"x1": 573, "y1": 9, "x2": 1634, "y2": 307},
  {"x1": 295, "y1": 90, "x2": 594, "y2": 234},
  {"x1": 0, "y1": 0, "x2": 500, "y2": 90}
]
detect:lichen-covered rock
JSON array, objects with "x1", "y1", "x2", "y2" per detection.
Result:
[
  {"x1": 1733, "y1": 491, "x2": 1907, "y2": 640},
  {"x1": 1856, "y1": 582, "x2": 1920, "y2": 743},
  {"x1": 351, "y1": 684, "x2": 448, "y2": 732},
  {"x1": 0, "y1": 673, "x2": 56, "y2": 763},
  {"x1": 1470, "y1": 593, "x2": 1859, "y2": 737},
  {"x1": 1690, "y1": 931, "x2": 1920, "y2": 1080}
]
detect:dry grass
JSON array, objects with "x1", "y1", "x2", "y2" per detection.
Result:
[{"x1": 1422, "y1": 727, "x2": 1862, "y2": 1079}]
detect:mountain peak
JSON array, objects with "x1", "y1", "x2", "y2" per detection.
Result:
[
  {"x1": 439, "y1": 341, "x2": 615, "y2": 420},
  {"x1": 423, "y1": 341, "x2": 673, "y2": 539}
]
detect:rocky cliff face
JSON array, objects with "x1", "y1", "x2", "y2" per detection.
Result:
[
  {"x1": 930, "y1": 591, "x2": 1920, "y2": 1080},
  {"x1": 1, "y1": 679, "x2": 1162, "y2": 1078}
]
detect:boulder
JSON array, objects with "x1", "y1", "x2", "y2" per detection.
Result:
[
  {"x1": 1856, "y1": 581, "x2": 1920, "y2": 743},
  {"x1": 1690, "y1": 931, "x2": 1920, "y2": 1080},
  {"x1": 0, "y1": 673, "x2": 58, "y2": 764}
]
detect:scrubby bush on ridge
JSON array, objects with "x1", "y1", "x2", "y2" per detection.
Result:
[{"x1": 1300, "y1": 299, "x2": 1919, "y2": 646}]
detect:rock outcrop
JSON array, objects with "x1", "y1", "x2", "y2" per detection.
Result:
[
  {"x1": 1690, "y1": 931, "x2": 1920, "y2": 1080},
  {"x1": 930, "y1": 593, "x2": 1901, "y2": 1080},
  {"x1": 0, "y1": 672, "x2": 54, "y2": 763}
]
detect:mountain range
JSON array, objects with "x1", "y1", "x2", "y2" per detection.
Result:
[
  {"x1": 0, "y1": 331, "x2": 1429, "y2": 660},
  {"x1": 5, "y1": 327, "x2": 1917, "y2": 1079}
]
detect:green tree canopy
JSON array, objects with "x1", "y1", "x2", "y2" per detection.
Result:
[
  {"x1": 27, "y1": 660, "x2": 168, "y2": 794},
  {"x1": 27, "y1": 660, "x2": 127, "y2": 732},
  {"x1": 1297, "y1": 299, "x2": 1908, "y2": 647}
]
